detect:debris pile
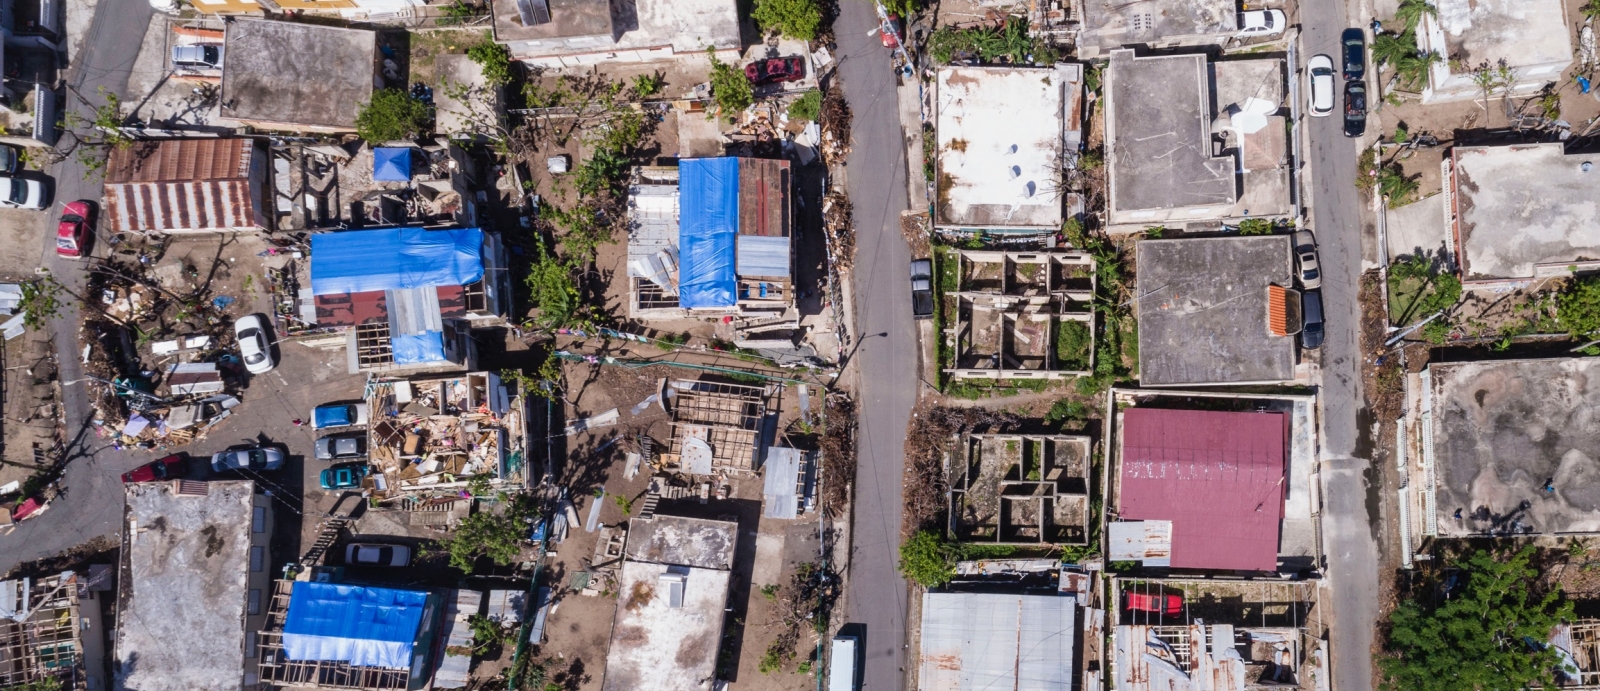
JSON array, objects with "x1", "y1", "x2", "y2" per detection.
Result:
[
  {"x1": 366, "y1": 374, "x2": 526, "y2": 496},
  {"x1": 902, "y1": 403, "x2": 1020, "y2": 535}
]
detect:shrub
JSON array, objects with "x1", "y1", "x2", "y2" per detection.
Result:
[
  {"x1": 467, "y1": 40, "x2": 514, "y2": 86},
  {"x1": 707, "y1": 49, "x2": 754, "y2": 117},
  {"x1": 898, "y1": 530, "x2": 958, "y2": 587},
  {"x1": 752, "y1": 0, "x2": 822, "y2": 41},
  {"x1": 1558, "y1": 275, "x2": 1600, "y2": 341},
  {"x1": 355, "y1": 88, "x2": 431, "y2": 142},
  {"x1": 1237, "y1": 218, "x2": 1274, "y2": 235},
  {"x1": 787, "y1": 91, "x2": 822, "y2": 122},
  {"x1": 1055, "y1": 320, "x2": 1091, "y2": 370}
]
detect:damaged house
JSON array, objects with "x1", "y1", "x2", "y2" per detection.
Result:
[
  {"x1": 949, "y1": 434, "x2": 1093, "y2": 546},
  {"x1": 0, "y1": 571, "x2": 105, "y2": 691},
  {"x1": 658, "y1": 379, "x2": 775, "y2": 477},
  {"x1": 946, "y1": 249, "x2": 1097, "y2": 380},
  {"x1": 364, "y1": 371, "x2": 527, "y2": 494},
  {"x1": 1104, "y1": 50, "x2": 1291, "y2": 233},
  {"x1": 488, "y1": 0, "x2": 739, "y2": 67},
  {"x1": 102, "y1": 138, "x2": 273, "y2": 235},
  {"x1": 627, "y1": 159, "x2": 799, "y2": 348},
  {"x1": 255, "y1": 581, "x2": 442, "y2": 691},
  {"x1": 309, "y1": 227, "x2": 510, "y2": 374}
]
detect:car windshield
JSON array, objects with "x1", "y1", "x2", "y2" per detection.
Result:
[
  {"x1": 61, "y1": 214, "x2": 82, "y2": 224},
  {"x1": 1262, "y1": 12, "x2": 1273, "y2": 27},
  {"x1": 247, "y1": 449, "x2": 264, "y2": 467},
  {"x1": 203, "y1": 46, "x2": 220, "y2": 63},
  {"x1": 7, "y1": 183, "x2": 26, "y2": 204}
]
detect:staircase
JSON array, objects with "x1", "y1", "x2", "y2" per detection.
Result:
[{"x1": 299, "y1": 517, "x2": 349, "y2": 567}]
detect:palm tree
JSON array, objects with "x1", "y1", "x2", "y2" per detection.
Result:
[
  {"x1": 1394, "y1": 0, "x2": 1437, "y2": 32},
  {"x1": 1372, "y1": 30, "x2": 1419, "y2": 69},
  {"x1": 1394, "y1": 50, "x2": 1442, "y2": 90},
  {"x1": 1378, "y1": 166, "x2": 1420, "y2": 206}
]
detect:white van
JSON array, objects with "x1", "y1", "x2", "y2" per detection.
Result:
[{"x1": 829, "y1": 635, "x2": 858, "y2": 691}]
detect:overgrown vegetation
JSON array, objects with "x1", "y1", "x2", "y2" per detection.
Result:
[
  {"x1": 1237, "y1": 218, "x2": 1274, "y2": 235},
  {"x1": 467, "y1": 40, "x2": 515, "y2": 86},
  {"x1": 19, "y1": 277, "x2": 62, "y2": 330},
  {"x1": 1379, "y1": 546, "x2": 1573, "y2": 691},
  {"x1": 898, "y1": 530, "x2": 960, "y2": 587},
  {"x1": 434, "y1": 498, "x2": 536, "y2": 571},
  {"x1": 355, "y1": 88, "x2": 432, "y2": 142},
  {"x1": 752, "y1": 0, "x2": 823, "y2": 41},
  {"x1": 1558, "y1": 274, "x2": 1600, "y2": 342},
  {"x1": 926, "y1": 18, "x2": 1057, "y2": 66},
  {"x1": 1063, "y1": 221, "x2": 1137, "y2": 396},
  {"x1": 437, "y1": 0, "x2": 488, "y2": 25},
  {"x1": 1372, "y1": 2, "x2": 1441, "y2": 93},
  {"x1": 1055, "y1": 319, "x2": 1091, "y2": 370},
  {"x1": 1377, "y1": 164, "x2": 1421, "y2": 206},
  {"x1": 787, "y1": 91, "x2": 822, "y2": 122},
  {"x1": 1388, "y1": 255, "x2": 1461, "y2": 327},
  {"x1": 757, "y1": 562, "x2": 837, "y2": 674},
  {"x1": 708, "y1": 49, "x2": 754, "y2": 118}
]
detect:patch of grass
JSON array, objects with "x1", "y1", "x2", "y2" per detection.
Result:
[
  {"x1": 786, "y1": 90, "x2": 822, "y2": 122},
  {"x1": 1387, "y1": 256, "x2": 1462, "y2": 325},
  {"x1": 1055, "y1": 319, "x2": 1091, "y2": 370}
]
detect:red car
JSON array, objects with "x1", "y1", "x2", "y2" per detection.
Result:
[
  {"x1": 744, "y1": 56, "x2": 806, "y2": 85},
  {"x1": 1125, "y1": 592, "x2": 1183, "y2": 615},
  {"x1": 121, "y1": 454, "x2": 187, "y2": 483},
  {"x1": 56, "y1": 200, "x2": 94, "y2": 257},
  {"x1": 880, "y1": 13, "x2": 902, "y2": 49}
]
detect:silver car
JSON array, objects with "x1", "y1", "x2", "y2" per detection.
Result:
[
  {"x1": 345, "y1": 543, "x2": 412, "y2": 567},
  {"x1": 210, "y1": 445, "x2": 285, "y2": 472},
  {"x1": 1293, "y1": 230, "x2": 1322, "y2": 290}
]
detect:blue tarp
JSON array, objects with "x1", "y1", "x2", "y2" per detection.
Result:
[
  {"x1": 391, "y1": 331, "x2": 447, "y2": 365},
  {"x1": 678, "y1": 158, "x2": 739, "y2": 309},
  {"x1": 282, "y1": 582, "x2": 429, "y2": 669},
  {"x1": 373, "y1": 147, "x2": 412, "y2": 181},
  {"x1": 312, "y1": 404, "x2": 353, "y2": 428},
  {"x1": 310, "y1": 227, "x2": 484, "y2": 296}
]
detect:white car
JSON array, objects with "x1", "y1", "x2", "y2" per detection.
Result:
[
  {"x1": 1294, "y1": 230, "x2": 1322, "y2": 290},
  {"x1": 1238, "y1": 9, "x2": 1287, "y2": 37},
  {"x1": 346, "y1": 543, "x2": 412, "y2": 567},
  {"x1": 0, "y1": 177, "x2": 45, "y2": 210},
  {"x1": 1307, "y1": 54, "x2": 1336, "y2": 117},
  {"x1": 233, "y1": 314, "x2": 276, "y2": 375}
]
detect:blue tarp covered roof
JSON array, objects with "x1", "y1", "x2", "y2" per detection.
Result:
[
  {"x1": 678, "y1": 158, "x2": 739, "y2": 309},
  {"x1": 310, "y1": 227, "x2": 484, "y2": 296},
  {"x1": 373, "y1": 147, "x2": 412, "y2": 181},
  {"x1": 282, "y1": 582, "x2": 429, "y2": 669},
  {"x1": 391, "y1": 331, "x2": 447, "y2": 364}
]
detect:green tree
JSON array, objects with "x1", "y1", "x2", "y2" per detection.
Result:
[
  {"x1": 707, "y1": 49, "x2": 753, "y2": 117},
  {"x1": 19, "y1": 278, "x2": 61, "y2": 330},
  {"x1": 1585, "y1": 0, "x2": 1600, "y2": 21},
  {"x1": 751, "y1": 0, "x2": 822, "y2": 41},
  {"x1": 897, "y1": 530, "x2": 958, "y2": 588},
  {"x1": 355, "y1": 88, "x2": 432, "y2": 143},
  {"x1": 1393, "y1": 0, "x2": 1436, "y2": 31},
  {"x1": 525, "y1": 240, "x2": 581, "y2": 329},
  {"x1": 1379, "y1": 546, "x2": 1573, "y2": 691},
  {"x1": 1378, "y1": 166, "x2": 1420, "y2": 206},
  {"x1": 466, "y1": 40, "x2": 515, "y2": 86},
  {"x1": 437, "y1": 509, "x2": 527, "y2": 571},
  {"x1": 1237, "y1": 218, "x2": 1274, "y2": 235},
  {"x1": 1558, "y1": 275, "x2": 1600, "y2": 341}
]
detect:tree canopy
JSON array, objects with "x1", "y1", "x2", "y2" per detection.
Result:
[
  {"x1": 898, "y1": 530, "x2": 958, "y2": 588},
  {"x1": 751, "y1": 0, "x2": 822, "y2": 41},
  {"x1": 355, "y1": 88, "x2": 432, "y2": 143},
  {"x1": 1380, "y1": 546, "x2": 1573, "y2": 691}
]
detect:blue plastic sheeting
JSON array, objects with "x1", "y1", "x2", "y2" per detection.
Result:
[
  {"x1": 310, "y1": 227, "x2": 484, "y2": 295},
  {"x1": 391, "y1": 331, "x2": 447, "y2": 364},
  {"x1": 282, "y1": 583, "x2": 429, "y2": 669},
  {"x1": 313, "y1": 405, "x2": 352, "y2": 428},
  {"x1": 373, "y1": 147, "x2": 412, "y2": 181},
  {"x1": 678, "y1": 158, "x2": 739, "y2": 309}
]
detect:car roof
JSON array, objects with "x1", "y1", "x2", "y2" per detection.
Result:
[{"x1": 1342, "y1": 27, "x2": 1364, "y2": 41}]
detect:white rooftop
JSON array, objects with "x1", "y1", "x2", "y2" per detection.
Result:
[
  {"x1": 935, "y1": 65, "x2": 1077, "y2": 229},
  {"x1": 1433, "y1": 0, "x2": 1571, "y2": 69},
  {"x1": 1453, "y1": 143, "x2": 1600, "y2": 282},
  {"x1": 600, "y1": 561, "x2": 731, "y2": 691}
]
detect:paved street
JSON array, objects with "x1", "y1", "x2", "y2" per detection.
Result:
[
  {"x1": 1299, "y1": 3, "x2": 1382, "y2": 689},
  {"x1": 834, "y1": 0, "x2": 916, "y2": 688}
]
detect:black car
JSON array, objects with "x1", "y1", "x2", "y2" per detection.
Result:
[
  {"x1": 1341, "y1": 28, "x2": 1366, "y2": 81},
  {"x1": 910, "y1": 259, "x2": 934, "y2": 319},
  {"x1": 1343, "y1": 81, "x2": 1367, "y2": 137},
  {"x1": 1301, "y1": 290, "x2": 1325, "y2": 350}
]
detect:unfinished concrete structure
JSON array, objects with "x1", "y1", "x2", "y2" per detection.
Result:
[
  {"x1": 1105, "y1": 50, "x2": 1291, "y2": 233},
  {"x1": 933, "y1": 64, "x2": 1085, "y2": 239},
  {"x1": 489, "y1": 0, "x2": 739, "y2": 68},
  {"x1": 1552, "y1": 621, "x2": 1600, "y2": 688},
  {"x1": 1074, "y1": 0, "x2": 1238, "y2": 58},
  {"x1": 366, "y1": 371, "x2": 526, "y2": 495},
  {"x1": 116, "y1": 480, "x2": 274, "y2": 691},
  {"x1": 661, "y1": 379, "x2": 773, "y2": 475},
  {"x1": 602, "y1": 514, "x2": 736, "y2": 691},
  {"x1": 1415, "y1": 0, "x2": 1572, "y2": 103},
  {"x1": 1112, "y1": 579, "x2": 1325, "y2": 691},
  {"x1": 1136, "y1": 237, "x2": 1298, "y2": 386},
  {"x1": 219, "y1": 20, "x2": 379, "y2": 132},
  {"x1": 919, "y1": 591, "x2": 1078, "y2": 689},
  {"x1": 949, "y1": 434, "x2": 1092, "y2": 546},
  {"x1": 1407, "y1": 358, "x2": 1600, "y2": 543},
  {"x1": 0, "y1": 572, "x2": 101, "y2": 690},
  {"x1": 1447, "y1": 143, "x2": 1600, "y2": 287},
  {"x1": 947, "y1": 250, "x2": 1096, "y2": 380}
]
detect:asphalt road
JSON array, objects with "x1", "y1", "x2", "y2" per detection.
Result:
[
  {"x1": 834, "y1": 0, "x2": 917, "y2": 688},
  {"x1": 1298, "y1": 5, "x2": 1382, "y2": 690},
  {"x1": 0, "y1": 0, "x2": 156, "y2": 576}
]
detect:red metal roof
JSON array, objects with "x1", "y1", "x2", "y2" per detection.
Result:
[
  {"x1": 1118, "y1": 408, "x2": 1287, "y2": 571},
  {"x1": 314, "y1": 285, "x2": 468, "y2": 327}
]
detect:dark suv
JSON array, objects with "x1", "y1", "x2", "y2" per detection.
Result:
[
  {"x1": 910, "y1": 259, "x2": 934, "y2": 319},
  {"x1": 1341, "y1": 28, "x2": 1366, "y2": 80},
  {"x1": 1301, "y1": 290, "x2": 1326, "y2": 350},
  {"x1": 1343, "y1": 81, "x2": 1368, "y2": 137}
]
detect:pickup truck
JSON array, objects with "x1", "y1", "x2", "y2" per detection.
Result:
[{"x1": 910, "y1": 259, "x2": 934, "y2": 319}]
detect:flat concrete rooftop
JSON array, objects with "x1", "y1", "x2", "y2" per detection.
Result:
[
  {"x1": 1077, "y1": 0, "x2": 1236, "y2": 56},
  {"x1": 1106, "y1": 51, "x2": 1235, "y2": 220},
  {"x1": 602, "y1": 560, "x2": 730, "y2": 691},
  {"x1": 116, "y1": 480, "x2": 256, "y2": 691},
  {"x1": 221, "y1": 19, "x2": 375, "y2": 130},
  {"x1": 1429, "y1": 358, "x2": 1600, "y2": 537},
  {"x1": 1136, "y1": 236, "x2": 1296, "y2": 385},
  {"x1": 1433, "y1": 0, "x2": 1571, "y2": 69},
  {"x1": 935, "y1": 65, "x2": 1075, "y2": 229},
  {"x1": 494, "y1": 0, "x2": 739, "y2": 58},
  {"x1": 1453, "y1": 143, "x2": 1600, "y2": 282},
  {"x1": 624, "y1": 514, "x2": 737, "y2": 569},
  {"x1": 490, "y1": 0, "x2": 614, "y2": 43}
]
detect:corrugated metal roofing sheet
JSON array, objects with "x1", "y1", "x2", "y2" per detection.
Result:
[
  {"x1": 737, "y1": 158, "x2": 788, "y2": 237},
  {"x1": 762, "y1": 447, "x2": 802, "y2": 519},
  {"x1": 919, "y1": 592, "x2": 1076, "y2": 691},
  {"x1": 105, "y1": 138, "x2": 252, "y2": 183},
  {"x1": 1118, "y1": 408, "x2": 1287, "y2": 571},
  {"x1": 103, "y1": 139, "x2": 261, "y2": 233},
  {"x1": 1108, "y1": 520, "x2": 1172, "y2": 566},
  {"x1": 737, "y1": 235, "x2": 791, "y2": 279}
]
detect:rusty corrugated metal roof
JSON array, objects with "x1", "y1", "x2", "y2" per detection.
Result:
[
  {"x1": 737, "y1": 158, "x2": 788, "y2": 237},
  {"x1": 102, "y1": 139, "x2": 260, "y2": 233}
]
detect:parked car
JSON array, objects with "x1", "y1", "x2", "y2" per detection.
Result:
[
  {"x1": 1301, "y1": 289, "x2": 1326, "y2": 349},
  {"x1": 0, "y1": 176, "x2": 45, "y2": 210},
  {"x1": 1125, "y1": 592, "x2": 1184, "y2": 615},
  {"x1": 744, "y1": 56, "x2": 806, "y2": 85},
  {"x1": 233, "y1": 314, "x2": 276, "y2": 375},
  {"x1": 315, "y1": 433, "x2": 367, "y2": 462},
  {"x1": 56, "y1": 200, "x2": 95, "y2": 257},
  {"x1": 312, "y1": 402, "x2": 370, "y2": 430},
  {"x1": 1307, "y1": 54, "x2": 1336, "y2": 117},
  {"x1": 172, "y1": 44, "x2": 223, "y2": 69},
  {"x1": 122, "y1": 454, "x2": 187, "y2": 483},
  {"x1": 910, "y1": 259, "x2": 934, "y2": 319},
  {"x1": 1293, "y1": 230, "x2": 1322, "y2": 290},
  {"x1": 0, "y1": 145, "x2": 20, "y2": 174},
  {"x1": 319, "y1": 462, "x2": 371, "y2": 491},
  {"x1": 1343, "y1": 81, "x2": 1368, "y2": 137},
  {"x1": 880, "y1": 13, "x2": 903, "y2": 49},
  {"x1": 1341, "y1": 28, "x2": 1366, "y2": 80},
  {"x1": 210, "y1": 444, "x2": 285, "y2": 472},
  {"x1": 1237, "y1": 9, "x2": 1286, "y2": 37},
  {"x1": 345, "y1": 542, "x2": 412, "y2": 567}
]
